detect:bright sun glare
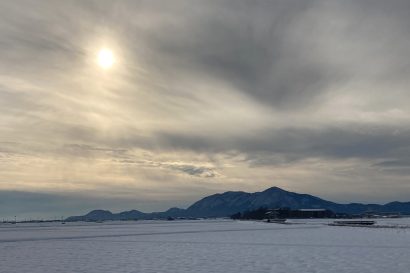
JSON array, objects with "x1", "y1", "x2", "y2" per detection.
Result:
[{"x1": 97, "y1": 48, "x2": 114, "y2": 69}]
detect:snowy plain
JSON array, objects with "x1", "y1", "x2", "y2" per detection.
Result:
[{"x1": 1, "y1": 219, "x2": 409, "y2": 273}]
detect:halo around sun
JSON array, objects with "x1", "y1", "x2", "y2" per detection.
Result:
[{"x1": 97, "y1": 48, "x2": 114, "y2": 69}]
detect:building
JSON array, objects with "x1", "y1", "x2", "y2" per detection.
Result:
[
  {"x1": 292, "y1": 209, "x2": 334, "y2": 218},
  {"x1": 266, "y1": 208, "x2": 334, "y2": 219}
]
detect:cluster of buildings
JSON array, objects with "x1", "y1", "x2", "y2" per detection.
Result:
[
  {"x1": 266, "y1": 208, "x2": 334, "y2": 219},
  {"x1": 265, "y1": 208, "x2": 403, "y2": 219}
]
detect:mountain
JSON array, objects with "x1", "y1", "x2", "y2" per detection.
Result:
[
  {"x1": 65, "y1": 207, "x2": 189, "y2": 221},
  {"x1": 184, "y1": 187, "x2": 340, "y2": 217},
  {"x1": 117, "y1": 209, "x2": 147, "y2": 220},
  {"x1": 66, "y1": 187, "x2": 410, "y2": 221},
  {"x1": 67, "y1": 209, "x2": 114, "y2": 221}
]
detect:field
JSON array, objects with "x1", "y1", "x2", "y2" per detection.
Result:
[{"x1": 1, "y1": 219, "x2": 409, "y2": 273}]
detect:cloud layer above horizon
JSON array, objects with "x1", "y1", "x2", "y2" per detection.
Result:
[{"x1": 1, "y1": 0, "x2": 410, "y2": 218}]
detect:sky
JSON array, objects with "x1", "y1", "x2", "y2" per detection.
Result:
[{"x1": 1, "y1": 0, "x2": 410, "y2": 219}]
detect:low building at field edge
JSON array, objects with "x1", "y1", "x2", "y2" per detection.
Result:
[{"x1": 266, "y1": 208, "x2": 335, "y2": 219}]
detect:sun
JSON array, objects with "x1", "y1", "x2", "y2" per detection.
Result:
[{"x1": 97, "y1": 48, "x2": 114, "y2": 69}]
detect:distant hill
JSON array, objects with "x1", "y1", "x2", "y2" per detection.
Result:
[
  {"x1": 66, "y1": 186, "x2": 410, "y2": 221},
  {"x1": 66, "y1": 207, "x2": 189, "y2": 222}
]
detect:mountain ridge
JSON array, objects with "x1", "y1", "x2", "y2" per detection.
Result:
[{"x1": 66, "y1": 186, "x2": 410, "y2": 221}]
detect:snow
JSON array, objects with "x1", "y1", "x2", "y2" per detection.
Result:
[{"x1": 1, "y1": 219, "x2": 409, "y2": 273}]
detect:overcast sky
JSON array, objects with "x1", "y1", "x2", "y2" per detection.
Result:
[{"x1": 1, "y1": 0, "x2": 410, "y2": 219}]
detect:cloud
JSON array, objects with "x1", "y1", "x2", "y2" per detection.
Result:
[
  {"x1": 166, "y1": 164, "x2": 218, "y2": 178},
  {"x1": 1, "y1": 0, "x2": 410, "y2": 217}
]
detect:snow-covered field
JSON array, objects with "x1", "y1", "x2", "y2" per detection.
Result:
[{"x1": 1, "y1": 218, "x2": 409, "y2": 273}]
